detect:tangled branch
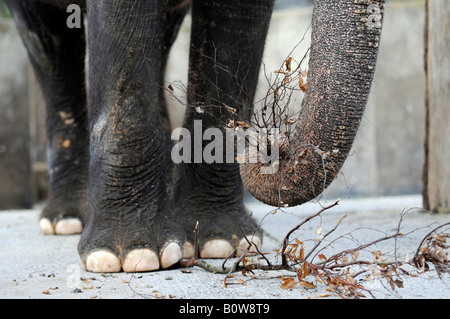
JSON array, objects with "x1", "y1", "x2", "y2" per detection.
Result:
[{"x1": 180, "y1": 202, "x2": 449, "y2": 299}]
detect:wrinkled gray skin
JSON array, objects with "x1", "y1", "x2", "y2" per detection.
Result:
[{"x1": 7, "y1": 0, "x2": 384, "y2": 272}]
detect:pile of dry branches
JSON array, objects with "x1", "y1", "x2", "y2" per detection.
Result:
[{"x1": 181, "y1": 200, "x2": 449, "y2": 299}]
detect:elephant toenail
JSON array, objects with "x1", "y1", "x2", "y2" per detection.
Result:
[
  {"x1": 85, "y1": 251, "x2": 122, "y2": 273},
  {"x1": 123, "y1": 248, "x2": 159, "y2": 272},
  {"x1": 39, "y1": 218, "x2": 55, "y2": 235},
  {"x1": 200, "y1": 239, "x2": 234, "y2": 258},
  {"x1": 160, "y1": 242, "x2": 183, "y2": 269},
  {"x1": 182, "y1": 242, "x2": 195, "y2": 259},
  {"x1": 55, "y1": 218, "x2": 83, "y2": 235},
  {"x1": 237, "y1": 236, "x2": 262, "y2": 256}
]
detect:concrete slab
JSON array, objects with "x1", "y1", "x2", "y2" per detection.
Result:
[{"x1": 0, "y1": 195, "x2": 448, "y2": 300}]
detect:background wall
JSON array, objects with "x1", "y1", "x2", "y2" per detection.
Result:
[{"x1": 0, "y1": 20, "x2": 33, "y2": 209}]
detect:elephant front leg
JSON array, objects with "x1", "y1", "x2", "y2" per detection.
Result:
[
  {"x1": 173, "y1": 0, "x2": 274, "y2": 259},
  {"x1": 7, "y1": 1, "x2": 89, "y2": 235},
  {"x1": 77, "y1": 1, "x2": 184, "y2": 273}
]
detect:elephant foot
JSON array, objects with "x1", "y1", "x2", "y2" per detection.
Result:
[
  {"x1": 180, "y1": 206, "x2": 263, "y2": 259},
  {"x1": 78, "y1": 206, "x2": 185, "y2": 273},
  {"x1": 173, "y1": 162, "x2": 263, "y2": 259},
  {"x1": 39, "y1": 195, "x2": 85, "y2": 235}
]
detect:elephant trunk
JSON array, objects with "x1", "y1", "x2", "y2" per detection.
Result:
[{"x1": 240, "y1": 0, "x2": 385, "y2": 207}]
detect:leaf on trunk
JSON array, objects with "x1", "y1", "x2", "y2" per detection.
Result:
[{"x1": 299, "y1": 77, "x2": 307, "y2": 92}]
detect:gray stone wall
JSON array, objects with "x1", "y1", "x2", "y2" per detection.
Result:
[{"x1": 0, "y1": 20, "x2": 33, "y2": 209}]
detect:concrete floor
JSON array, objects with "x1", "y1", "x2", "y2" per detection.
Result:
[{"x1": 0, "y1": 195, "x2": 449, "y2": 299}]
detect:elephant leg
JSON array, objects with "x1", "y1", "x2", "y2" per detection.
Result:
[
  {"x1": 77, "y1": 0, "x2": 184, "y2": 273},
  {"x1": 173, "y1": 0, "x2": 274, "y2": 258},
  {"x1": 7, "y1": 1, "x2": 89, "y2": 235}
]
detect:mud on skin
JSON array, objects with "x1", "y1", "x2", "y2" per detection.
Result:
[{"x1": 7, "y1": 0, "x2": 384, "y2": 272}]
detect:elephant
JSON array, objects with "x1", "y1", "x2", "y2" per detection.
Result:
[{"x1": 6, "y1": 0, "x2": 384, "y2": 273}]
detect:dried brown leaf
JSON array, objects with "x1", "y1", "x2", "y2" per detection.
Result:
[
  {"x1": 298, "y1": 248, "x2": 305, "y2": 260},
  {"x1": 298, "y1": 279, "x2": 316, "y2": 289},
  {"x1": 280, "y1": 276, "x2": 297, "y2": 290},
  {"x1": 237, "y1": 121, "x2": 249, "y2": 128},
  {"x1": 299, "y1": 77, "x2": 307, "y2": 92},
  {"x1": 285, "y1": 57, "x2": 293, "y2": 72},
  {"x1": 394, "y1": 279, "x2": 404, "y2": 288}
]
